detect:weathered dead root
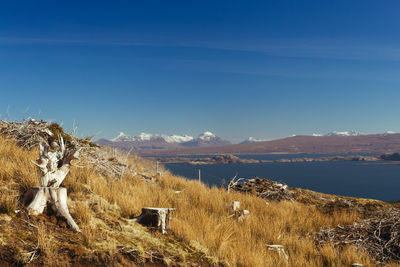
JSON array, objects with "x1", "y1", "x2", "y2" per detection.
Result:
[{"x1": 316, "y1": 208, "x2": 400, "y2": 264}]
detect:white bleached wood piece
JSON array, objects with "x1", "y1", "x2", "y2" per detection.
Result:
[
  {"x1": 133, "y1": 207, "x2": 174, "y2": 234},
  {"x1": 33, "y1": 136, "x2": 81, "y2": 188},
  {"x1": 232, "y1": 201, "x2": 240, "y2": 211},
  {"x1": 228, "y1": 201, "x2": 250, "y2": 222},
  {"x1": 238, "y1": 209, "x2": 250, "y2": 222},
  {"x1": 267, "y1": 244, "x2": 289, "y2": 262},
  {"x1": 24, "y1": 187, "x2": 80, "y2": 232},
  {"x1": 227, "y1": 175, "x2": 245, "y2": 193}
]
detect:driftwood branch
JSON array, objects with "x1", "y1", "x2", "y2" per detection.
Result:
[{"x1": 227, "y1": 174, "x2": 245, "y2": 193}]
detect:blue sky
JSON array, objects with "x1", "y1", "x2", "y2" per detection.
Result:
[{"x1": 1, "y1": 1, "x2": 400, "y2": 143}]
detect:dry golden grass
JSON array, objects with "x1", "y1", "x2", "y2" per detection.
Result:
[
  {"x1": 0, "y1": 136, "x2": 38, "y2": 213},
  {"x1": 37, "y1": 222, "x2": 57, "y2": 264},
  {"x1": 0, "y1": 135, "x2": 378, "y2": 266},
  {"x1": 106, "y1": 173, "x2": 371, "y2": 266}
]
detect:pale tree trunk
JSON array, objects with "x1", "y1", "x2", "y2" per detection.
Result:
[{"x1": 24, "y1": 136, "x2": 81, "y2": 232}]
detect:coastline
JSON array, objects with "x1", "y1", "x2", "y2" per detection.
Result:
[{"x1": 149, "y1": 154, "x2": 382, "y2": 165}]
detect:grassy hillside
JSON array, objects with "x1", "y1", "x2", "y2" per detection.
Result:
[{"x1": 0, "y1": 124, "x2": 396, "y2": 266}]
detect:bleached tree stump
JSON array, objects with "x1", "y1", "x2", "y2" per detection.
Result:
[
  {"x1": 133, "y1": 207, "x2": 174, "y2": 234},
  {"x1": 24, "y1": 187, "x2": 80, "y2": 232},
  {"x1": 24, "y1": 136, "x2": 81, "y2": 232}
]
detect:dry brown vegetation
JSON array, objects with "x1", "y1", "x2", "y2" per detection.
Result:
[{"x1": 0, "y1": 133, "x2": 396, "y2": 266}]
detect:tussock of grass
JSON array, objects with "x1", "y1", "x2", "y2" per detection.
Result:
[
  {"x1": 0, "y1": 135, "x2": 381, "y2": 266},
  {"x1": 47, "y1": 123, "x2": 72, "y2": 144}
]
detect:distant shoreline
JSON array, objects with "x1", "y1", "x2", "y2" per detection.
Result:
[{"x1": 149, "y1": 154, "x2": 382, "y2": 165}]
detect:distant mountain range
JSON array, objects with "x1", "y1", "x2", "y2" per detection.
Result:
[
  {"x1": 135, "y1": 131, "x2": 400, "y2": 156},
  {"x1": 313, "y1": 130, "x2": 396, "y2": 137},
  {"x1": 241, "y1": 131, "x2": 366, "y2": 144},
  {"x1": 314, "y1": 131, "x2": 361, "y2": 137},
  {"x1": 96, "y1": 131, "x2": 231, "y2": 151},
  {"x1": 97, "y1": 130, "x2": 400, "y2": 155}
]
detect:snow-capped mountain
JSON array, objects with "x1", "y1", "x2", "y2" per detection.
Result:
[
  {"x1": 96, "y1": 131, "x2": 231, "y2": 151},
  {"x1": 110, "y1": 132, "x2": 194, "y2": 143},
  {"x1": 111, "y1": 132, "x2": 135, "y2": 142},
  {"x1": 161, "y1": 134, "x2": 194, "y2": 143},
  {"x1": 325, "y1": 131, "x2": 361, "y2": 137},
  {"x1": 240, "y1": 137, "x2": 268, "y2": 144},
  {"x1": 312, "y1": 131, "x2": 397, "y2": 137},
  {"x1": 198, "y1": 131, "x2": 216, "y2": 141},
  {"x1": 134, "y1": 132, "x2": 158, "y2": 142},
  {"x1": 312, "y1": 133, "x2": 323, "y2": 137},
  {"x1": 181, "y1": 132, "x2": 231, "y2": 147},
  {"x1": 311, "y1": 131, "x2": 362, "y2": 137}
]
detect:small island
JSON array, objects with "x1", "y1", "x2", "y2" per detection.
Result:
[{"x1": 147, "y1": 153, "x2": 399, "y2": 165}]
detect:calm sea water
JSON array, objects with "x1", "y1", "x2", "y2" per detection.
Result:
[{"x1": 164, "y1": 154, "x2": 400, "y2": 202}]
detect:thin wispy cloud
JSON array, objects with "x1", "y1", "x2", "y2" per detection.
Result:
[
  {"x1": 0, "y1": 37, "x2": 85, "y2": 45},
  {"x1": 181, "y1": 39, "x2": 400, "y2": 62},
  {"x1": 2, "y1": 35, "x2": 400, "y2": 62}
]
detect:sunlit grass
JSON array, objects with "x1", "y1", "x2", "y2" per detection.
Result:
[{"x1": 0, "y1": 135, "x2": 375, "y2": 266}]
